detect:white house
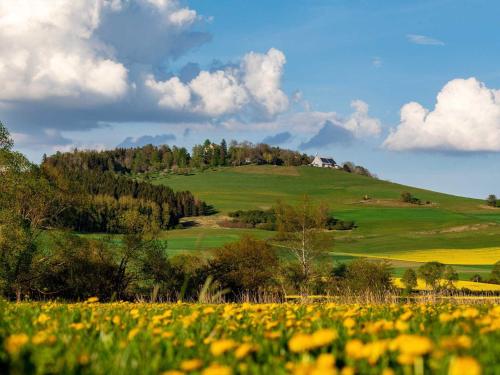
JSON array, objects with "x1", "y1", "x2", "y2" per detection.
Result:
[{"x1": 311, "y1": 155, "x2": 338, "y2": 168}]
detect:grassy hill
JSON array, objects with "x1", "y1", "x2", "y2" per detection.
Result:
[{"x1": 144, "y1": 165, "x2": 500, "y2": 279}]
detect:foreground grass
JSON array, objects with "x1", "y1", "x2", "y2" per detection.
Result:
[{"x1": 1, "y1": 301, "x2": 499, "y2": 374}]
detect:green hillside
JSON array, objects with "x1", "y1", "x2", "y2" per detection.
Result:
[{"x1": 142, "y1": 165, "x2": 500, "y2": 278}]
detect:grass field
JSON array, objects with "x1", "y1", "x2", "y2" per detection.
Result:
[
  {"x1": 138, "y1": 166, "x2": 500, "y2": 285},
  {"x1": 2, "y1": 301, "x2": 498, "y2": 374}
]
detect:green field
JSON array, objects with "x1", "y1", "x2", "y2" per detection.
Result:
[{"x1": 142, "y1": 165, "x2": 500, "y2": 279}]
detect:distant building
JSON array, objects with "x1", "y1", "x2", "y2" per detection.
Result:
[{"x1": 311, "y1": 155, "x2": 338, "y2": 168}]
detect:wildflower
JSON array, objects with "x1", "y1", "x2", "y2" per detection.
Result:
[
  {"x1": 391, "y1": 335, "x2": 433, "y2": 357},
  {"x1": 340, "y1": 366, "x2": 355, "y2": 375},
  {"x1": 210, "y1": 339, "x2": 236, "y2": 356},
  {"x1": 316, "y1": 353, "x2": 335, "y2": 368},
  {"x1": 180, "y1": 359, "x2": 203, "y2": 371},
  {"x1": 78, "y1": 354, "x2": 90, "y2": 365},
  {"x1": 36, "y1": 313, "x2": 51, "y2": 324},
  {"x1": 289, "y1": 333, "x2": 313, "y2": 353},
  {"x1": 202, "y1": 364, "x2": 232, "y2": 375},
  {"x1": 4, "y1": 333, "x2": 29, "y2": 355},
  {"x1": 235, "y1": 343, "x2": 257, "y2": 359},
  {"x1": 128, "y1": 328, "x2": 140, "y2": 340},
  {"x1": 112, "y1": 315, "x2": 121, "y2": 325},
  {"x1": 312, "y1": 329, "x2": 338, "y2": 347},
  {"x1": 343, "y1": 318, "x2": 356, "y2": 329},
  {"x1": 448, "y1": 356, "x2": 481, "y2": 375},
  {"x1": 345, "y1": 339, "x2": 364, "y2": 360},
  {"x1": 162, "y1": 371, "x2": 184, "y2": 375},
  {"x1": 70, "y1": 322, "x2": 86, "y2": 330},
  {"x1": 86, "y1": 297, "x2": 99, "y2": 303}
]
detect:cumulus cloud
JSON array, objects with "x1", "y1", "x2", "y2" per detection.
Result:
[
  {"x1": 0, "y1": 0, "x2": 129, "y2": 102},
  {"x1": 384, "y1": 78, "x2": 500, "y2": 152},
  {"x1": 344, "y1": 100, "x2": 381, "y2": 137},
  {"x1": 262, "y1": 131, "x2": 292, "y2": 145},
  {"x1": 407, "y1": 34, "x2": 444, "y2": 46},
  {"x1": 145, "y1": 48, "x2": 289, "y2": 117},
  {"x1": 117, "y1": 133, "x2": 176, "y2": 148}
]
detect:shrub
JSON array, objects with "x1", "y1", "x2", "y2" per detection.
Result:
[
  {"x1": 340, "y1": 259, "x2": 393, "y2": 295},
  {"x1": 401, "y1": 268, "x2": 417, "y2": 292},
  {"x1": 208, "y1": 236, "x2": 279, "y2": 296},
  {"x1": 418, "y1": 262, "x2": 445, "y2": 289},
  {"x1": 401, "y1": 191, "x2": 421, "y2": 205}
]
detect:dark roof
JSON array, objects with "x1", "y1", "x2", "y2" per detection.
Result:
[{"x1": 320, "y1": 158, "x2": 335, "y2": 164}]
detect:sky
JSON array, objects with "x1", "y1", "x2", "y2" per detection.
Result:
[{"x1": 1, "y1": 0, "x2": 500, "y2": 198}]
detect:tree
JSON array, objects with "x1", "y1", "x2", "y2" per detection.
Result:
[
  {"x1": 0, "y1": 120, "x2": 13, "y2": 151},
  {"x1": 418, "y1": 262, "x2": 445, "y2": 289},
  {"x1": 486, "y1": 194, "x2": 497, "y2": 207},
  {"x1": 401, "y1": 268, "x2": 417, "y2": 292},
  {"x1": 343, "y1": 258, "x2": 393, "y2": 295},
  {"x1": 220, "y1": 139, "x2": 227, "y2": 166},
  {"x1": 470, "y1": 274, "x2": 482, "y2": 283},
  {"x1": 274, "y1": 196, "x2": 330, "y2": 292},
  {"x1": 208, "y1": 236, "x2": 279, "y2": 297},
  {"x1": 443, "y1": 265, "x2": 459, "y2": 288},
  {"x1": 490, "y1": 261, "x2": 500, "y2": 284}
]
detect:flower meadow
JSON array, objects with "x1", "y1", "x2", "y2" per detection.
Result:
[{"x1": 1, "y1": 300, "x2": 498, "y2": 375}]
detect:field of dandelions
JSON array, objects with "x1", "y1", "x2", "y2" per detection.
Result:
[{"x1": 1, "y1": 300, "x2": 498, "y2": 374}]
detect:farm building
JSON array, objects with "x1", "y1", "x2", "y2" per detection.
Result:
[{"x1": 311, "y1": 156, "x2": 338, "y2": 168}]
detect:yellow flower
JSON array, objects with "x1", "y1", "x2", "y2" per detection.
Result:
[
  {"x1": 201, "y1": 364, "x2": 232, "y2": 375},
  {"x1": 345, "y1": 339, "x2": 364, "y2": 360},
  {"x1": 343, "y1": 318, "x2": 356, "y2": 329},
  {"x1": 448, "y1": 356, "x2": 481, "y2": 375},
  {"x1": 381, "y1": 368, "x2": 395, "y2": 375},
  {"x1": 340, "y1": 366, "x2": 355, "y2": 375},
  {"x1": 128, "y1": 328, "x2": 140, "y2": 340},
  {"x1": 180, "y1": 359, "x2": 203, "y2": 371},
  {"x1": 235, "y1": 343, "x2": 257, "y2": 359},
  {"x1": 289, "y1": 333, "x2": 313, "y2": 353},
  {"x1": 86, "y1": 297, "x2": 99, "y2": 303},
  {"x1": 112, "y1": 315, "x2": 121, "y2": 325},
  {"x1": 312, "y1": 329, "x2": 338, "y2": 347},
  {"x1": 4, "y1": 333, "x2": 29, "y2": 355},
  {"x1": 36, "y1": 313, "x2": 51, "y2": 324},
  {"x1": 391, "y1": 335, "x2": 433, "y2": 357},
  {"x1": 316, "y1": 353, "x2": 335, "y2": 368},
  {"x1": 210, "y1": 339, "x2": 236, "y2": 356},
  {"x1": 162, "y1": 371, "x2": 184, "y2": 375},
  {"x1": 70, "y1": 322, "x2": 86, "y2": 330}
]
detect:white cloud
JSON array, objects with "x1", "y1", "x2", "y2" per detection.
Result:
[
  {"x1": 146, "y1": 48, "x2": 289, "y2": 117},
  {"x1": 0, "y1": 0, "x2": 128, "y2": 102},
  {"x1": 242, "y1": 48, "x2": 288, "y2": 116},
  {"x1": 344, "y1": 100, "x2": 381, "y2": 137},
  {"x1": 407, "y1": 34, "x2": 444, "y2": 46},
  {"x1": 145, "y1": 75, "x2": 191, "y2": 110},
  {"x1": 384, "y1": 78, "x2": 500, "y2": 152}
]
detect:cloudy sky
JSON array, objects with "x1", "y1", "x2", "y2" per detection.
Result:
[{"x1": 1, "y1": 0, "x2": 500, "y2": 198}]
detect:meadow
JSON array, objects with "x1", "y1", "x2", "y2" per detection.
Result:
[
  {"x1": 142, "y1": 166, "x2": 500, "y2": 282},
  {"x1": 1, "y1": 300, "x2": 498, "y2": 374}
]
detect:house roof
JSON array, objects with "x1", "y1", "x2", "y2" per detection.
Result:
[{"x1": 319, "y1": 157, "x2": 335, "y2": 164}]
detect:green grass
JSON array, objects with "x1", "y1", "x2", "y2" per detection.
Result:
[{"x1": 147, "y1": 166, "x2": 500, "y2": 264}]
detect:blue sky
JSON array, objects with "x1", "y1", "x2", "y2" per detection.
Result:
[{"x1": 2, "y1": 0, "x2": 500, "y2": 198}]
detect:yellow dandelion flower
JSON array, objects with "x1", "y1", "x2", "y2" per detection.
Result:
[
  {"x1": 70, "y1": 322, "x2": 86, "y2": 330},
  {"x1": 86, "y1": 297, "x2": 99, "y2": 303},
  {"x1": 381, "y1": 368, "x2": 395, "y2": 375},
  {"x1": 345, "y1": 339, "x2": 364, "y2": 360},
  {"x1": 201, "y1": 364, "x2": 232, "y2": 375},
  {"x1": 112, "y1": 315, "x2": 121, "y2": 325},
  {"x1": 162, "y1": 371, "x2": 184, "y2": 375},
  {"x1": 312, "y1": 328, "x2": 338, "y2": 348},
  {"x1": 4, "y1": 333, "x2": 29, "y2": 355},
  {"x1": 128, "y1": 328, "x2": 140, "y2": 340},
  {"x1": 340, "y1": 366, "x2": 355, "y2": 375},
  {"x1": 235, "y1": 343, "x2": 257, "y2": 359},
  {"x1": 180, "y1": 359, "x2": 203, "y2": 371},
  {"x1": 343, "y1": 318, "x2": 356, "y2": 329},
  {"x1": 36, "y1": 313, "x2": 50, "y2": 324},
  {"x1": 210, "y1": 339, "x2": 236, "y2": 356},
  {"x1": 448, "y1": 356, "x2": 481, "y2": 375},
  {"x1": 288, "y1": 333, "x2": 313, "y2": 353},
  {"x1": 316, "y1": 353, "x2": 335, "y2": 368}
]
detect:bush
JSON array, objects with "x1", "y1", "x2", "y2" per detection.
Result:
[
  {"x1": 418, "y1": 262, "x2": 445, "y2": 289},
  {"x1": 401, "y1": 191, "x2": 421, "y2": 205},
  {"x1": 337, "y1": 259, "x2": 393, "y2": 295},
  {"x1": 208, "y1": 236, "x2": 280, "y2": 297},
  {"x1": 401, "y1": 268, "x2": 417, "y2": 292}
]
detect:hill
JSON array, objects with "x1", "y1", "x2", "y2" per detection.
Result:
[{"x1": 145, "y1": 165, "x2": 500, "y2": 279}]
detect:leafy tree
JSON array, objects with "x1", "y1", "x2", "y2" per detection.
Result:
[
  {"x1": 208, "y1": 236, "x2": 279, "y2": 297},
  {"x1": 486, "y1": 194, "x2": 498, "y2": 207},
  {"x1": 418, "y1": 262, "x2": 445, "y2": 289},
  {"x1": 470, "y1": 274, "x2": 482, "y2": 283},
  {"x1": 343, "y1": 258, "x2": 393, "y2": 295},
  {"x1": 401, "y1": 268, "x2": 418, "y2": 292},
  {"x1": 274, "y1": 196, "x2": 330, "y2": 291},
  {"x1": 490, "y1": 261, "x2": 500, "y2": 284},
  {"x1": 443, "y1": 265, "x2": 459, "y2": 287},
  {"x1": 0, "y1": 121, "x2": 13, "y2": 151}
]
